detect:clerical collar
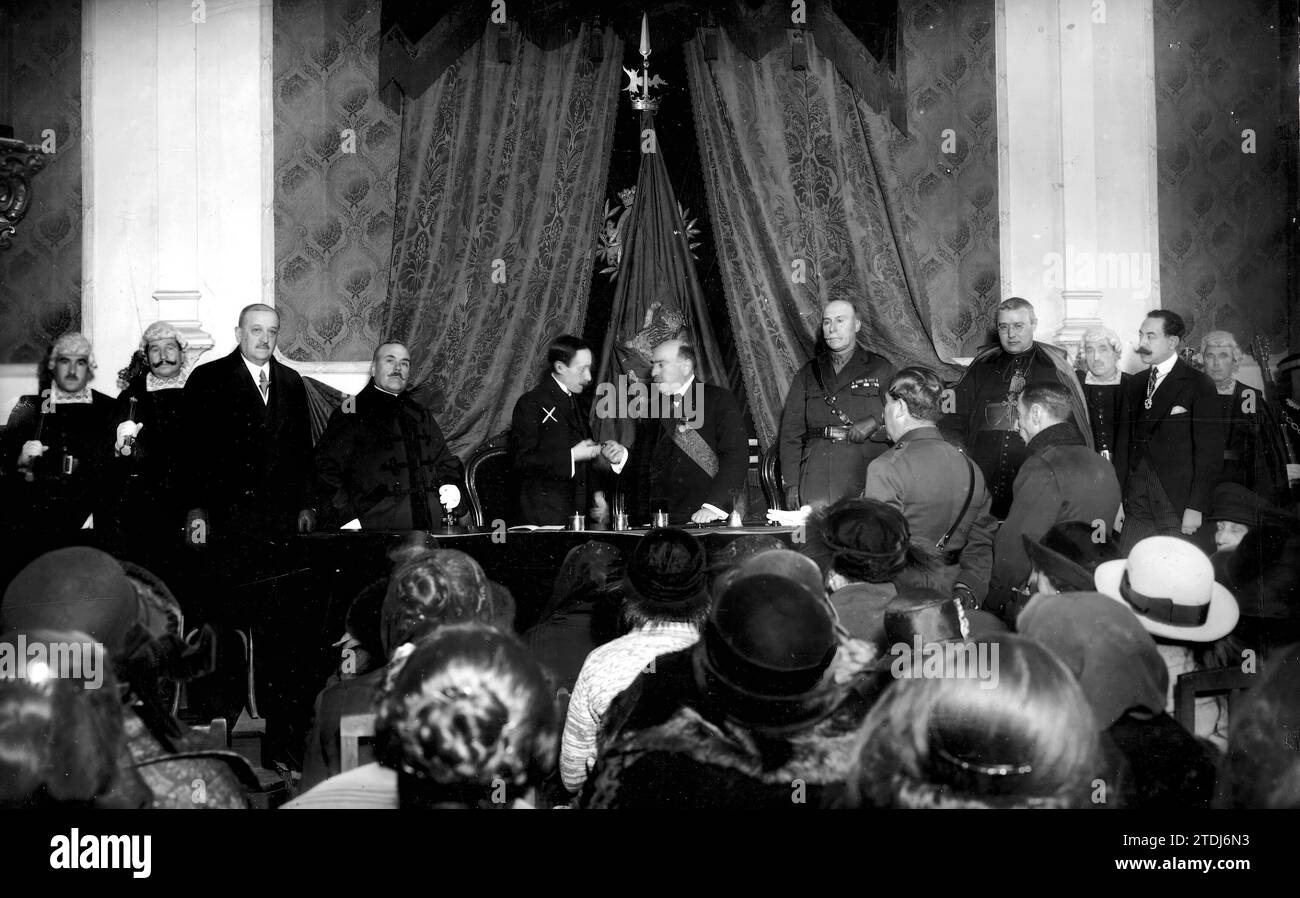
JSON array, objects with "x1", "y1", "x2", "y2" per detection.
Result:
[
  {"x1": 1084, "y1": 370, "x2": 1122, "y2": 386},
  {"x1": 52, "y1": 386, "x2": 92, "y2": 404},
  {"x1": 373, "y1": 381, "x2": 403, "y2": 397},
  {"x1": 550, "y1": 373, "x2": 573, "y2": 396}
]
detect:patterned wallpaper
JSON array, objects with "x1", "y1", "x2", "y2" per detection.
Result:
[
  {"x1": 1153, "y1": 0, "x2": 1295, "y2": 349},
  {"x1": 888, "y1": 0, "x2": 1001, "y2": 359},
  {"x1": 273, "y1": 0, "x2": 399, "y2": 362},
  {"x1": 0, "y1": 0, "x2": 82, "y2": 365}
]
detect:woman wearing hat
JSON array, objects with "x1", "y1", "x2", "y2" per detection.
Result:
[
  {"x1": 1094, "y1": 537, "x2": 1240, "y2": 749},
  {"x1": 1018, "y1": 592, "x2": 1217, "y2": 808}
]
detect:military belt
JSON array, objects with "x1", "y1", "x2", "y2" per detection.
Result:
[{"x1": 809, "y1": 426, "x2": 850, "y2": 442}]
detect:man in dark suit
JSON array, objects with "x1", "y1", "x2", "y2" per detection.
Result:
[
  {"x1": 625, "y1": 339, "x2": 748, "y2": 525},
  {"x1": 312, "y1": 342, "x2": 465, "y2": 530},
  {"x1": 1115, "y1": 310, "x2": 1225, "y2": 551},
  {"x1": 182, "y1": 303, "x2": 315, "y2": 544},
  {"x1": 510, "y1": 335, "x2": 624, "y2": 526}
]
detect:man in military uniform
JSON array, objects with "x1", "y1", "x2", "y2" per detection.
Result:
[
  {"x1": 940, "y1": 297, "x2": 1091, "y2": 518},
  {"x1": 864, "y1": 366, "x2": 997, "y2": 610},
  {"x1": 313, "y1": 342, "x2": 466, "y2": 530},
  {"x1": 1076, "y1": 325, "x2": 1133, "y2": 463},
  {"x1": 778, "y1": 300, "x2": 893, "y2": 509},
  {"x1": 1, "y1": 332, "x2": 117, "y2": 536}
]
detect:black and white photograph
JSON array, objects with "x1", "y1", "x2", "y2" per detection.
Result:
[{"x1": 0, "y1": 0, "x2": 1296, "y2": 869}]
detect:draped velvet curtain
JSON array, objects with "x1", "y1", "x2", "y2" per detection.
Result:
[
  {"x1": 382, "y1": 23, "x2": 622, "y2": 457},
  {"x1": 685, "y1": 23, "x2": 959, "y2": 449}
]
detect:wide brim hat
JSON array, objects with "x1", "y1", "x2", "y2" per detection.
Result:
[
  {"x1": 1206, "y1": 482, "x2": 1281, "y2": 529},
  {"x1": 1095, "y1": 537, "x2": 1239, "y2": 642},
  {"x1": 1022, "y1": 533, "x2": 1097, "y2": 593},
  {"x1": 1, "y1": 547, "x2": 138, "y2": 658},
  {"x1": 694, "y1": 573, "x2": 843, "y2": 734}
]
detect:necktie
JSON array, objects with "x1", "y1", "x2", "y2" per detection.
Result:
[
  {"x1": 258, "y1": 368, "x2": 269, "y2": 402},
  {"x1": 1144, "y1": 366, "x2": 1157, "y2": 410}
]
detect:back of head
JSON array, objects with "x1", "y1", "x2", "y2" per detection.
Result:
[
  {"x1": 887, "y1": 367, "x2": 944, "y2": 422},
  {"x1": 2, "y1": 548, "x2": 138, "y2": 660},
  {"x1": 1019, "y1": 381, "x2": 1073, "y2": 424},
  {"x1": 1225, "y1": 642, "x2": 1300, "y2": 808},
  {"x1": 821, "y1": 498, "x2": 911, "y2": 584},
  {"x1": 1016, "y1": 591, "x2": 1167, "y2": 730},
  {"x1": 374, "y1": 624, "x2": 557, "y2": 806},
  {"x1": 707, "y1": 534, "x2": 787, "y2": 596},
  {"x1": 0, "y1": 629, "x2": 137, "y2": 808},
  {"x1": 380, "y1": 550, "x2": 492, "y2": 657},
  {"x1": 623, "y1": 528, "x2": 710, "y2": 627},
  {"x1": 849, "y1": 633, "x2": 1100, "y2": 808}
]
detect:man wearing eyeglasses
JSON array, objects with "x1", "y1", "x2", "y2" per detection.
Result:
[{"x1": 939, "y1": 297, "x2": 1091, "y2": 519}]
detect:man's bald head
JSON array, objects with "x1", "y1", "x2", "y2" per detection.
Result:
[{"x1": 822, "y1": 301, "x2": 861, "y2": 353}]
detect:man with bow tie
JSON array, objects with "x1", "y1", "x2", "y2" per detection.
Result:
[
  {"x1": 510, "y1": 334, "x2": 625, "y2": 526},
  {"x1": 312, "y1": 342, "x2": 466, "y2": 530},
  {"x1": 2, "y1": 332, "x2": 117, "y2": 534},
  {"x1": 1114, "y1": 310, "x2": 1224, "y2": 551},
  {"x1": 181, "y1": 303, "x2": 315, "y2": 544}
]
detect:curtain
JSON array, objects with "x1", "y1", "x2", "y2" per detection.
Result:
[
  {"x1": 382, "y1": 22, "x2": 622, "y2": 458},
  {"x1": 685, "y1": 23, "x2": 959, "y2": 449}
]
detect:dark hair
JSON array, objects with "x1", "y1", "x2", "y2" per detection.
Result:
[
  {"x1": 1145, "y1": 309, "x2": 1186, "y2": 340},
  {"x1": 379, "y1": 550, "x2": 493, "y2": 657},
  {"x1": 823, "y1": 498, "x2": 911, "y2": 584},
  {"x1": 546, "y1": 334, "x2": 591, "y2": 374},
  {"x1": 676, "y1": 342, "x2": 697, "y2": 372},
  {"x1": 846, "y1": 634, "x2": 1101, "y2": 809},
  {"x1": 374, "y1": 624, "x2": 557, "y2": 808},
  {"x1": 0, "y1": 629, "x2": 144, "y2": 808},
  {"x1": 1019, "y1": 381, "x2": 1073, "y2": 422},
  {"x1": 887, "y1": 366, "x2": 945, "y2": 422},
  {"x1": 371, "y1": 342, "x2": 408, "y2": 367}
]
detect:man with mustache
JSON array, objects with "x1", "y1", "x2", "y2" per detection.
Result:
[
  {"x1": 1114, "y1": 310, "x2": 1224, "y2": 551},
  {"x1": 940, "y1": 297, "x2": 1091, "y2": 519},
  {"x1": 312, "y1": 342, "x2": 465, "y2": 529},
  {"x1": 1, "y1": 332, "x2": 117, "y2": 535},
  {"x1": 181, "y1": 303, "x2": 315, "y2": 543},
  {"x1": 103, "y1": 321, "x2": 194, "y2": 548}
]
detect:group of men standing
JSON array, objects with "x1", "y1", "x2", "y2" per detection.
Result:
[
  {"x1": 5, "y1": 295, "x2": 1296, "y2": 620},
  {"x1": 777, "y1": 295, "x2": 1298, "y2": 616}
]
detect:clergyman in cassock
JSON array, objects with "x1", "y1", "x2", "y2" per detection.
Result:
[
  {"x1": 1, "y1": 332, "x2": 117, "y2": 536},
  {"x1": 939, "y1": 297, "x2": 1090, "y2": 518},
  {"x1": 624, "y1": 339, "x2": 748, "y2": 525},
  {"x1": 778, "y1": 300, "x2": 894, "y2": 510},
  {"x1": 313, "y1": 342, "x2": 466, "y2": 530},
  {"x1": 509, "y1": 335, "x2": 626, "y2": 526}
]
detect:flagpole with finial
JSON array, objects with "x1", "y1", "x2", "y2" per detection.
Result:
[{"x1": 625, "y1": 12, "x2": 664, "y2": 111}]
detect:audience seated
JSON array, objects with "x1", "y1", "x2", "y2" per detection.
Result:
[
  {"x1": 842, "y1": 634, "x2": 1101, "y2": 809},
  {"x1": 1094, "y1": 536, "x2": 1240, "y2": 749},
  {"x1": 809, "y1": 499, "x2": 940, "y2": 644},
  {"x1": 580, "y1": 552, "x2": 877, "y2": 808},
  {"x1": 300, "y1": 549, "x2": 499, "y2": 790},
  {"x1": 560, "y1": 528, "x2": 707, "y2": 795},
  {"x1": 1219, "y1": 642, "x2": 1300, "y2": 809},
  {"x1": 1, "y1": 628, "x2": 150, "y2": 808},
  {"x1": 286, "y1": 624, "x2": 557, "y2": 809},
  {"x1": 1007, "y1": 521, "x2": 1122, "y2": 624},
  {"x1": 522, "y1": 541, "x2": 625, "y2": 693},
  {"x1": 706, "y1": 533, "x2": 787, "y2": 597},
  {"x1": 1017, "y1": 591, "x2": 1216, "y2": 808},
  {"x1": 1213, "y1": 489, "x2": 1300, "y2": 664},
  {"x1": 2, "y1": 547, "x2": 248, "y2": 808}
]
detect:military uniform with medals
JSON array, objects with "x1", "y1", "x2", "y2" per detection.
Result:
[{"x1": 778, "y1": 345, "x2": 894, "y2": 508}]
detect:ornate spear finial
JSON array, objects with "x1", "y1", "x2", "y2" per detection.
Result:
[{"x1": 623, "y1": 12, "x2": 666, "y2": 111}]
